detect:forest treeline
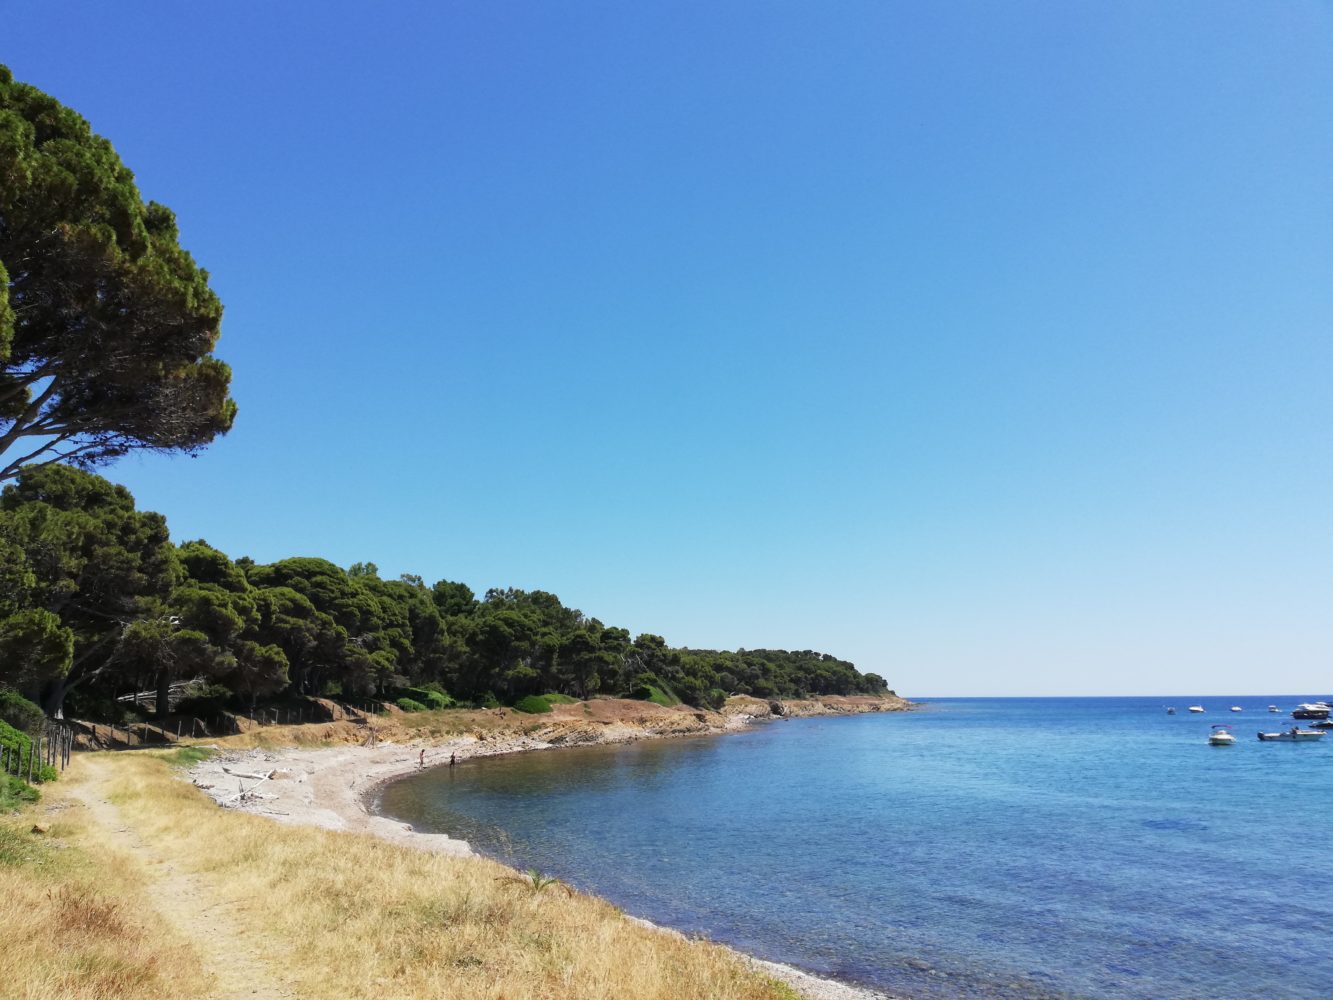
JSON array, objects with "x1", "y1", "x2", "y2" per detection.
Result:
[{"x1": 0, "y1": 465, "x2": 890, "y2": 722}]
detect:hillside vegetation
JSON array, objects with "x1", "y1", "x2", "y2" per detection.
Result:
[{"x1": 0, "y1": 466, "x2": 891, "y2": 726}]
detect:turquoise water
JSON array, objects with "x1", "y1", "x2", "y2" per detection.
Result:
[{"x1": 376, "y1": 698, "x2": 1333, "y2": 998}]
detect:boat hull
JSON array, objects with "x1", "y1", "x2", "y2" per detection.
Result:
[{"x1": 1257, "y1": 731, "x2": 1325, "y2": 742}]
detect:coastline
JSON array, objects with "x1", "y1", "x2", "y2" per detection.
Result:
[{"x1": 184, "y1": 694, "x2": 909, "y2": 1000}]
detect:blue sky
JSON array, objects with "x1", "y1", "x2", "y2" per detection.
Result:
[{"x1": 6, "y1": 2, "x2": 1331, "y2": 696}]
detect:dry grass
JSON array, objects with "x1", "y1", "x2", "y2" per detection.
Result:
[
  {"x1": 0, "y1": 786, "x2": 210, "y2": 999},
  {"x1": 20, "y1": 752, "x2": 798, "y2": 1000}
]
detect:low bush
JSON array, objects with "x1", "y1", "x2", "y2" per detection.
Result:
[
  {"x1": 396, "y1": 698, "x2": 427, "y2": 713},
  {"x1": 513, "y1": 695, "x2": 552, "y2": 714},
  {"x1": 0, "y1": 691, "x2": 43, "y2": 738},
  {"x1": 631, "y1": 683, "x2": 678, "y2": 707},
  {"x1": 402, "y1": 687, "x2": 452, "y2": 710},
  {"x1": 542, "y1": 693, "x2": 579, "y2": 705},
  {"x1": 0, "y1": 720, "x2": 56, "y2": 782},
  {"x1": 0, "y1": 774, "x2": 39, "y2": 811}
]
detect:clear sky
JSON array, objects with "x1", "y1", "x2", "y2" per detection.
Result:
[{"x1": 6, "y1": 2, "x2": 1331, "y2": 696}]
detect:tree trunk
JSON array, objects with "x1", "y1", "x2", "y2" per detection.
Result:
[
  {"x1": 156, "y1": 669, "x2": 171, "y2": 719},
  {"x1": 36, "y1": 677, "x2": 68, "y2": 720}
]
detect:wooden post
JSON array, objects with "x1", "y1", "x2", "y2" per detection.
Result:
[{"x1": 27, "y1": 744, "x2": 34, "y2": 782}]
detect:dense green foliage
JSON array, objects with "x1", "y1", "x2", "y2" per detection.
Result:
[
  {"x1": 0, "y1": 690, "x2": 42, "y2": 736},
  {"x1": 0, "y1": 468, "x2": 889, "y2": 722},
  {"x1": 0, "y1": 719, "x2": 55, "y2": 782},
  {"x1": 0, "y1": 774, "x2": 39, "y2": 810},
  {"x1": 513, "y1": 695, "x2": 553, "y2": 715},
  {"x1": 0, "y1": 65, "x2": 236, "y2": 481}
]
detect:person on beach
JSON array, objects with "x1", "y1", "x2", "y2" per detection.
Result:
[
  {"x1": 449, "y1": 752, "x2": 456, "y2": 767},
  {"x1": 418, "y1": 749, "x2": 425, "y2": 769}
]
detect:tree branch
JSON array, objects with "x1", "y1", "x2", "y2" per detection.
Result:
[{"x1": 0, "y1": 375, "x2": 61, "y2": 455}]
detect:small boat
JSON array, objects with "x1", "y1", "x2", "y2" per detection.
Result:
[
  {"x1": 1308, "y1": 720, "x2": 1333, "y2": 730},
  {"x1": 1257, "y1": 727, "x2": 1325, "y2": 742},
  {"x1": 1188, "y1": 706, "x2": 1205, "y2": 713},
  {"x1": 1209, "y1": 725, "x2": 1236, "y2": 746},
  {"x1": 1269, "y1": 705, "x2": 1280, "y2": 713},
  {"x1": 1166, "y1": 707, "x2": 1177, "y2": 715},
  {"x1": 1292, "y1": 703, "x2": 1331, "y2": 720},
  {"x1": 1230, "y1": 706, "x2": 1242, "y2": 712}
]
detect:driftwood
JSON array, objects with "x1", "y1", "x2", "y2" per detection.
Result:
[
  {"x1": 221, "y1": 773, "x2": 273, "y2": 789},
  {"x1": 219, "y1": 768, "x2": 276, "y2": 805}
]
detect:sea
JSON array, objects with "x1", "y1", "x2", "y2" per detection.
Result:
[{"x1": 375, "y1": 697, "x2": 1333, "y2": 999}]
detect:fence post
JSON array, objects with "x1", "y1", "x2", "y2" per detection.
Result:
[{"x1": 27, "y1": 744, "x2": 34, "y2": 782}]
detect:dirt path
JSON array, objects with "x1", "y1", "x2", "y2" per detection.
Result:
[{"x1": 67, "y1": 756, "x2": 296, "y2": 1000}]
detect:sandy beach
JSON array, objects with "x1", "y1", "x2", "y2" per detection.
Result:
[{"x1": 184, "y1": 695, "x2": 908, "y2": 1000}]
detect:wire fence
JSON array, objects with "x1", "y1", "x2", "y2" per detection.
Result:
[
  {"x1": 82, "y1": 700, "x2": 385, "y2": 749},
  {"x1": 1, "y1": 718, "x2": 76, "y2": 784}
]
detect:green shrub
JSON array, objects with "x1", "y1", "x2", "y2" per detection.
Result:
[
  {"x1": 630, "y1": 681, "x2": 678, "y2": 707},
  {"x1": 403, "y1": 687, "x2": 453, "y2": 710},
  {"x1": 541, "y1": 693, "x2": 579, "y2": 705},
  {"x1": 0, "y1": 721, "x2": 56, "y2": 783},
  {"x1": 176, "y1": 682, "x2": 232, "y2": 716},
  {"x1": 396, "y1": 698, "x2": 427, "y2": 713},
  {"x1": 0, "y1": 690, "x2": 43, "y2": 737},
  {"x1": 513, "y1": 695, "x2": 552, "y2": 714},
  {"x1": 0, "y1": 774, "x2": 39, "y2": 811}
]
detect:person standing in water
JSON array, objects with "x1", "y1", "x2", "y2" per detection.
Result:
[{"x1": 449, "y1": 752, "x2": 456, "y2": 767}]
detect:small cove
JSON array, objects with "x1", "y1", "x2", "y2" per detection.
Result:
[{"x1": 377, "y1": 698, "x2": 1333, "y2": 999}]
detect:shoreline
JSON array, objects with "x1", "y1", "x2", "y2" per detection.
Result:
[{"x1": 185, "y1": 695, "x2": 910, "y2": 1000}]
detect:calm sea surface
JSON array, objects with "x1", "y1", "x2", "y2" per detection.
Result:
[{"x1": 376, "y1": 698, "x2": 1333, "y2": 999}]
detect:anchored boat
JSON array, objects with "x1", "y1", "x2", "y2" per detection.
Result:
[
  {"x1": 1209, "y1": 725, "x2": 1236, "y2": 746},
  {"x1": 1291, "y1": 703, "x2": 1330, "y2": 720},
  {"x1": 1257, "y1": 727, "x2": 1325, "y2": 743}
]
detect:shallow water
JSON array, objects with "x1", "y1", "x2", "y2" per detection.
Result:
[{"x1": 377, "y1": 697, "x2": 1333, "y2": 999}]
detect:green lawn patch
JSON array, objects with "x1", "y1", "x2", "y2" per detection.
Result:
[{"x1": 160, "y1": 746, "x2": 215, "y2": 768}]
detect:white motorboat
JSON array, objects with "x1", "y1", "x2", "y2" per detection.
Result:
[
  {"x1": 1268, "y1": 705, "x2": 1280, "y2": 713},
  {"x1": 1208, "y1": 725, "x2": 1236, "y2": 746},
  {"x1": 1188, "y1": 706, "x2": 1205, "y2": 713},
  {"x1": 1256, "y1": 727, "x2": 1325, "y2": 743},
  {"x1": 1166, "y1": 707, "x2": 1177, "y2": 715},
  {"x1": 1230, "y1": 706, "x2": 1242, "y2": 712}
]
